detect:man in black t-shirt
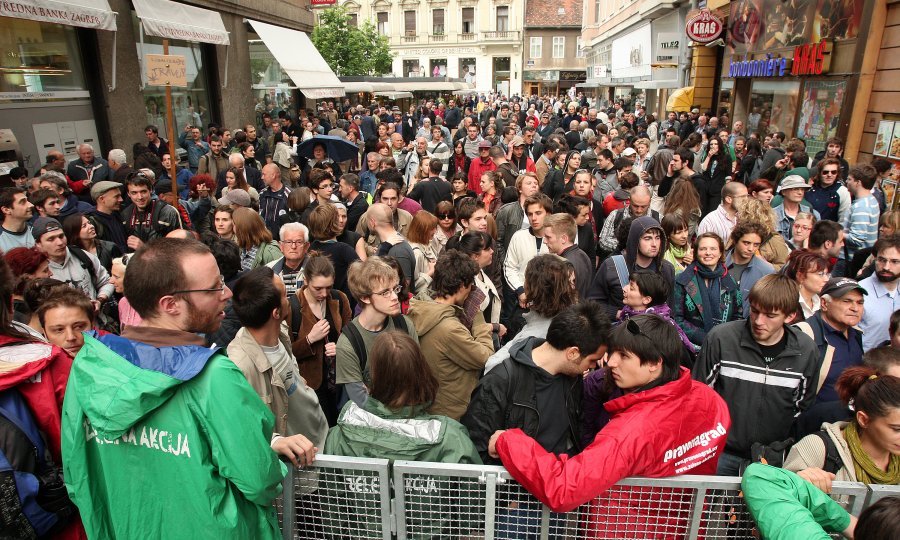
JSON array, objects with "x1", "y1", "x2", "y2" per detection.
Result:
[{"x1": 693, "y1": 274, "x2": 819, "y2": 475}]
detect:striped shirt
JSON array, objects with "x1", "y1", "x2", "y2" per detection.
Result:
[
  {"x1": 696, "y1": 205, "x2": 736, "y2": 244},
  {"x1": 844, "y1": 195, "x2": 879, "y2": 260}
]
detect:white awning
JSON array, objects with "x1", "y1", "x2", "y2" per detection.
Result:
[
  {"x1": 632, "y1": 80, "x2": 681, "y2": 90},
  {"x1": 133, "y1": 0, "x2": 229, "y2": 45},
  {"x1": 0, "y1": 0, "x2": 116, "y2": 30},
  {"x1": 374, "y1": 91, "x2": 413, "y2": 99},
  {"x1": 248, "y1": 19, "x2": 343, "y2": 99}
]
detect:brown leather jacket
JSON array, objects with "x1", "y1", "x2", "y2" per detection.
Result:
[{"x1": 290, "y1": 286, "x2": 353, "y2": 390}]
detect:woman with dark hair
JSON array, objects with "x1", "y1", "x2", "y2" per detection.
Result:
[
  {"x1": 447, "y1": 231, "x2": 504, "y2": 346},
  {"x1": 484, "y1": 254, "x2": 579, "y2": 372},
  {"x1": 785, "y1": 367, "x2": 900, "y2": 486},
  {"x1": 325, "y1": 331, "x2": 480, "y2": 461},
  {"x1": 306, "y1": 204, "x2": 360, "y2": 302},
  {"x1": 736, "y1": 137, "x2": 763, "y2": 184},
  {"x1": 543, "y1": 150, "x2": 582, "y2": 201},
  {"x1": 334, "y1": 202, "x2": 367, "y2": 261},
  {"x1": 699, "y1": 138, "x2": 733, "y2": 214},
  {"x1": 4, "y1": 247, "x2": 52, "y2": 325},
  {"x1": 478, "y1": 170, "x2": 504, "y2": 216},
  {"x1": 222, "y1": 166, "x2": 260, "y2": 205},
  {"x1": 238, "y1": 142, "x2": 260, "y2": 170},
  {"x1": 662, "y1": 178, "x2": 702, "y2": 239},
  {"x1": 782, "y1": 249, "x2": 830, "y2": 320},
  {"x1": 213, "y1": 204, "x2": 237, "y2": 242},
  {"x1": 450, "y1": 171, "x2": 476, "y2": 209},
  {"x1": 433, "y1": 201, "x2": 460, "y2": 254},
  {"x1": 232, "y1": 207, "x2": 282, "y2": 270},
  {"x1": 448, "y1": 139, "x2": 471, "y2": 179},
  {"x1": 673, "y1": 232, "x2": 742, "y2": 348},
  {"x1": 62, "y1": 213, "x2": 122, "y2": 271},
  {"x1": 661, "y1": 213, "x2": 693, "y2": 274},
  {"x1": 291, "y1": 252, "x2": 353, "y2": 426}
]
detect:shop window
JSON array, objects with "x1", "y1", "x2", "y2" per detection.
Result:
[
  {"x1": 404, "y1": 11, "x2": 416, "y2": 36},
  {"x1": 748, "y1": 80, "x2": 800, "y2": 138},
  {"x1": 403, "y1": 59, "x2": 421, "y2": 77},
  {"x1": 552, "y1": 37, "x2": 565, "y2": 59},
  {"x1": 433, "y1": 9, "x2": 444, "y2": 34},
  {"x1": 718, "y1": 80, "x2": 733, "y2": 122},
  {"x1": 461, "y1": 8, "x2": 475, "y2": 34},
  {"x1": 0, "y1": 19, "x2": 88, "y2": 100},
  {"x1": 460, "y1": 58, "x2": 476, "y2": 83},
  {"x1": 496, "y1": 6, "x2": 509, "y2": 32},
  {"x1": 796, "y1": 80, "x2": 846, "y2": 157},
  {"x1": 430, "y1": 59, "x2": 447, "y2": 77},
  {"x1": 530, "y1": 37, "x2": 542, "y2": 59},
  {"x1": 348, "y1": 13, "x2": 358, "y2": 27},
  {"x1": 377, "y1": 12, "x2": 389, "y2": 35},
  {"x1": 248, "y1": 30, "x2": 297, "y2": 128},
  {"x1": 134, "y1": 14, "x2": 212, "y2": 141},
  {"x1": 594, "y1": 0, "x2": 601, "y2": 23}
]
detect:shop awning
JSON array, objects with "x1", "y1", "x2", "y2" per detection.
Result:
[
  {"x1": 133, "y1": 0, "x2": 228, "y2": 45},
  {"x1": 375, "y1": 91, "x2": 413, "y2": 99},
  {"x1": 248, "y1": 19, "x2": 343, "y2": 99},
  {"x1": 632, "y1": 80, "x2": 681, "y2": 90},
  {"x1": 392, "y1": 81, "x2": 471, "y2": 92},
  {"x1": 0, "y1": 0, "x2": 116, "y2": 30},
  {"x1": 666, "y1": 86, "x2": 695, "y2": 112}
]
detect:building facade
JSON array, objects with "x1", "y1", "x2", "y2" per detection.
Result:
[
  {"x1": 580, "y1": 0, "x2": 689, "y2": 116},
  {"x1": 1, "y1": 0, "x2": 322, "y2": 178},
  {"x1": 522, "y1": 0, "x2": 585, "y2": 96},
  {"x1": 337, "y1": 0, "x2": 524, "y2": 96}
]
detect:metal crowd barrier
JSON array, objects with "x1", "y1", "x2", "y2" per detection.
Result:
[{"x1": 276, "y1": 455, "x2": 875, "y2": 540}]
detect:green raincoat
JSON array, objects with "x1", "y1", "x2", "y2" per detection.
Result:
[{"x1": 61, "y1": 333, "x2": 286, "y2": 539}]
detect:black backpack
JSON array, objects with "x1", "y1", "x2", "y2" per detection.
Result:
[{"x1": 68, "y1": 246, "x2": 97, "y2": 285}]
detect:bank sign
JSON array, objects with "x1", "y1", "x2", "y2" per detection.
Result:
[{"x1": 727, "y1": 40, "x2": 833, "y2": 78}]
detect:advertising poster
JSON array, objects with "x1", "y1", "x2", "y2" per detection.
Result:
[
  {"x1": 763, "y1": 0, "x2": 815, "y2": 49},
  {"x1": 890, "y1": 122, "x2": 900, "y2": 161},
  {"x1": 729, "y1": 0, "x2": 764, "y2": 53},
  {"x1": 883, "y1": 178, "x2": 897, "y2": 210},
  {"x1": 812, "y1": 0, "x2": 864, "y2": 41},
  {"x1": 796, "y1": 80, "x2": 845, "y2": 157},
  {"x1": 874, "y1": 121, "x2": 894, "y2": 157}
]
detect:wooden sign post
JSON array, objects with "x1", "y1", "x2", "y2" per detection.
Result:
[{"x1": 145, "y1": 41, "x2": 187, "y2": 208}]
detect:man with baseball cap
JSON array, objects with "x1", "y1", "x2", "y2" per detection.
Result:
[
  {"x1": 791, "y1": 277, "x2": 866, "y2": 438},
  {"x1": 509, "y1": 135, "x2": 536, "y2": 176},
  {"x1": 33, "y1": 217, "x2": 113, "y2": 304},
  {"x1": 468, "y1": 139, "x2": 497, "y2": 194},
  {"x1": 86, "y1": 180, "x2": 127, "y2": 252},
  {"x1": 218, "y1": 188, "x2": 252, "y2": 208},
  {"x1": 774, "y1": 175, "x2": 818, "y2": 241}
]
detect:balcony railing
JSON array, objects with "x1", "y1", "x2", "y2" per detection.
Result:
[
  {"x1": 401, "y1": 34, "x2": 418, "y2": 43},
  {"x1": 459, "y1": 32, "x2": 475, "y2": 41},
  {"x1": 483, "y1": 30, "x2": 518, "y2": 40},
  {"x1": 430, "y1": 34, "x2": 447, "y2": 42}
]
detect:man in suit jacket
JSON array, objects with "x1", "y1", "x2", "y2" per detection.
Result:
[{"x1": 214, "y1": 153, "x2": 264, "y2": 198}]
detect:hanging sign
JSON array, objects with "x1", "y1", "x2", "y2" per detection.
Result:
[
  {"x1": 145, "y1": 54, "x2": 187, "y2": 87},
  {"x1": 685, "y1": 10, "x2": 723, "y2": 44}
]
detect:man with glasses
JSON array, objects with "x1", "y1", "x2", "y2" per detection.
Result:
[
  {"x1": 62, "y1": 238, "x2": 286, "y2": 539},
  {"x1": 860, "y1": 234, "x2": 900, "y2": 351},
  {"x1": 267, "y1": 222, "x2": 309, "y2": 295},
  {"x1": 301, "y1": 170, "x2": 337, "y2": 225},
  {"x1": 806, "y1": 157, "x2": 851, "y2": 224},
  {"x1": 336, "y1": 256, "x2": 419, "y2": 408}
]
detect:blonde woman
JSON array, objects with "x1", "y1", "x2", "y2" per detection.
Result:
[
  {"x1": 109, "y1": 255, "x2": 142, "y2": 329},
  {"x1": 734, "y1": 197, "x2": 790, "y2": 270}
]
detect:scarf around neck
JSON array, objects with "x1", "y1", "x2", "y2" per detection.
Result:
[
  {"x1": 844, "y1": 422, "x2": 900, "y2": 484},
  {"x1": 694, "y1": 262, "x2": 726, "y2": 331}
]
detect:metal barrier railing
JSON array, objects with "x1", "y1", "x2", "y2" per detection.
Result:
[
  {"x1": 865, "y1": 484, "x2": 900, "y2": 508},
  {"x1": 277, "y1": 455, "x2": 877, "y2": 540}
]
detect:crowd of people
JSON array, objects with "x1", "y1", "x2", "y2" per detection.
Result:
[{"x1": 1, "y1": 91, "x2": 898, "y2": 539}]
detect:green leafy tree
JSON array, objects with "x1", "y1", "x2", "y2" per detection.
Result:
[{"x1": 312, "y1": 6, "x2": 394, "y2": 76}]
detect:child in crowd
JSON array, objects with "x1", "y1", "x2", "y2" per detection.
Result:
[{"x1": 618, "y1": 270, "x2": 698, "y2": 363}]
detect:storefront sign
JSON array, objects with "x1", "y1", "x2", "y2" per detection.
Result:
[
  {"x1": 592, "y1": 65, "x2": 607, "y2": 78},
  {"x1": 400, "y1": 48, "x2": 478, "y2": 56},
  {"x1": 0, "y1": 0, "x2": 117, "y2": 31},
  {"x1": 656, "y1": 32, "x2": 680, "y2": 63},
  {"x1": 791, "y1": 40, "x2": 832, "y2": 76},
  {"x1": 685, "y1": 10, "x2": 723, "y2": 44},
  {"x1": 612, "y1": 25, "x2": 651, "y2": 79},
  {"x1": 727, "y1": 53, "x2": 791, "y2": 78},
  {"x1": 145, "y1": 54, "x2": 188, "y2": 87},
  {"x1": 560, "y1": 71, "x2": 586, "y2": 82},
  {"x1": 524, "y1": 70, "x2": 559, "y2": 81},
  {"x1": 0, "y1": 91, "x2": 91, "y2": 100},
  {"x1": 309, "y1": 0, "x2": 336, "y2": 4}
]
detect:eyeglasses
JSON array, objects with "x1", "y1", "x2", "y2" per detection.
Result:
[
  {"x1": 170, "y1": 275, "x2": 227, "y2": 297},
  {"x1": 821, "y1": 170, "x2": 839, "y2": 176},
  {"x1": 281, "y1": 240, "x2": 308, "y2": 246},
  {"x1": 793, "y1": 224, "x2": 812, "y2": 231},
  {"x1": 876, "y1": 257, "x2": 900, "y2": 266},
  {"x1": 437, "y1": 214, "x2": 455, "y2": 220},
  {"x1": 372, "y1": 285, "x2": 402, "y2": 298},
  {"x1": 813, "y1": 271, "x2": 831, "y2": 278}
]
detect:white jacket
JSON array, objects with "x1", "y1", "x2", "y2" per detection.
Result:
[{"x1": 502, "y1": 228, "x2": 548, "y2": 294}]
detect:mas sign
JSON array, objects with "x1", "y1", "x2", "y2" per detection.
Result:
[{"x1": 686, "y1": 10, "x2": 723, "y2": 44}]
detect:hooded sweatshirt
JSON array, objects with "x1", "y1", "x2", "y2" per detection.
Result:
[
  {"x1": 62, "y1": 332, "x2": 286, "y2": 539},
  {"x1": 587, "y1": 215, "x2": 675, "y2": 318},
  {"x1": 407, "y1": 298, "x2": 494, "y2": 420}
]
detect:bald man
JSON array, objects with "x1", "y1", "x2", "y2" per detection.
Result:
[{"x1": 259, "y1": 163, "x2": 291, "y2": 239}]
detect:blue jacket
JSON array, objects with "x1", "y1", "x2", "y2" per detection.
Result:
[
  {"x1": 178, "y1": 132, "x2": 210, "y2": 171},
  {"x1": 673, "y1": 263, "x2": 742, "y2": 347},
  {"x1": 774, "y1": 202, "x2": 819, "y2": 241},
  {"x1": 725, "y1": 253, "x2": 775, "y2": 317},
  {"x1": 805, "y1": 182, "x2": 842, "y2": 223}
]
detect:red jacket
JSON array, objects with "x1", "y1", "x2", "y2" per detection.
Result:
[
  {"x1": 0, "y1": 333, "x2": 87, "y2": 539},
  {"x1": 467, "y1": 157, "x2": 497, "y2": 194},
  {"x1": 497, "y1": 368, "x2": 730, "y2": 536}
]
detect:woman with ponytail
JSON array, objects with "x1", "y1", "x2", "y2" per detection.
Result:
[{"x1": 785, "y1": 366, "x2": 900, "y2": 489}]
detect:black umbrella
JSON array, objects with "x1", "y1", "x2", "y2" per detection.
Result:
[{"x1": 296, "y1": 135, "x2": 359, "y2": 163}]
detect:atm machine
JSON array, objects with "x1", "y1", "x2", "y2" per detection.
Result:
[{"x1": 0, "y1": 129, "x2": 25, "y2": 187}]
